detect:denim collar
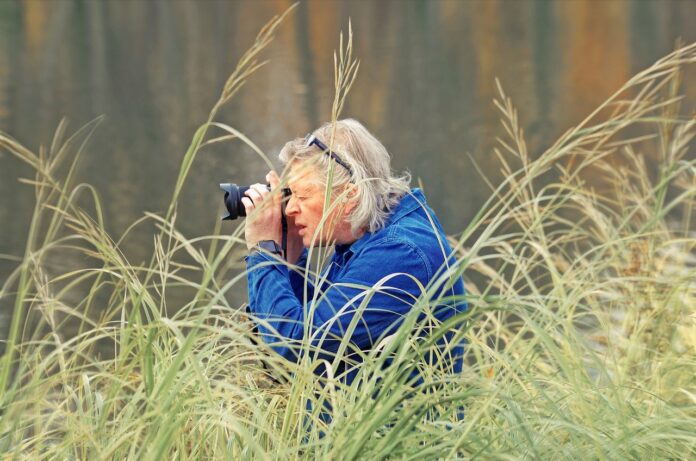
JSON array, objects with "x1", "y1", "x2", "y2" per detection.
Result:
[{"x1": 334, "y1": 188, "x2": 426, "y2": 261}]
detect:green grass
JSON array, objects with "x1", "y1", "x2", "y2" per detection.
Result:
[{"x1": 1, "y1": 8, "x2": 695, "y2": 460}]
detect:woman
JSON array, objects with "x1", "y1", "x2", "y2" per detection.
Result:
[{"x1": 242, "y1": 119, "x2": 467, "y2": 386}]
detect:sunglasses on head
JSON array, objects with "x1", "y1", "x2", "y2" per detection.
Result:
[{"x1": 304, "y1": 134, "x2": 354, "y2": 177}]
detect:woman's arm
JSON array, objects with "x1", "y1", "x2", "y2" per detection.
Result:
[{"x1": 245, "y1": 238, "x2": 431, "y2": 363}]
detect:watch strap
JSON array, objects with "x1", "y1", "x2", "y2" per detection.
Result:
[{"x1": 250, "y1": 240, "x2": 283, "y2": 256}]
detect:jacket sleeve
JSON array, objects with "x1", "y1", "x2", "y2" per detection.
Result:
[{"x1": 245, "y1": 238, "x2": 432, "y2": 363}]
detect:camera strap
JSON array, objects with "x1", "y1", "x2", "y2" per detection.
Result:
[
  {"x1": 280, "y1": 196, "x2": 288, "y2": 261},
  {"x1": 281, "y1": 214, "x2": 288, "y2": 260}
]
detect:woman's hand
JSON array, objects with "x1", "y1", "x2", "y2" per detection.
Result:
[
  {"x1": 242, "y1": 171, "x2": 305, "y2": 262},
  {"x1": 241, "y1": 173, "x2": 282, "y2": 251}
]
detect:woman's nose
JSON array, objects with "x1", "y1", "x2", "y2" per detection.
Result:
[{"x1": 285, "y1": 195, "x2": 299, "y2": 216}]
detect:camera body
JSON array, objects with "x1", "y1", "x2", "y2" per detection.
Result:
[{"x1": 220, "y1": 183, "x2": 290, "y2": 220}]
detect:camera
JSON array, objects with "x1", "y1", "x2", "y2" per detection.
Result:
[{"x1": 219, "y1": 183, "x2": 290, "y2": 220}]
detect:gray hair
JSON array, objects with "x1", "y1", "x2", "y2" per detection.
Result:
[{"x1": 278, "y1": 119, "x2": 411, "y2": 234}]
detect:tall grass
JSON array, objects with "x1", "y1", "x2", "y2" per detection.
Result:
[{"x1": 1, "y1": 6, "x2": 695, "y2": 458}]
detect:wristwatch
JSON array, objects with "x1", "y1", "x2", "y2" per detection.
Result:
[{"x1": 250, "y1": 240, "x2": 283, "y2": 256}]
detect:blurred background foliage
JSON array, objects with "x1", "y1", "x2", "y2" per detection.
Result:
[{"x1": 1, "y1": 0, "x2": 695, "y2": 327}]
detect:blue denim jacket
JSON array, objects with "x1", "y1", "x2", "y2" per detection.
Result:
[{"x1": 245, "y1": 188, "x2": 467, "y2": 385}]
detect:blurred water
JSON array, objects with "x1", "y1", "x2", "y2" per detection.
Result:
[{"x1": 0, "y1": 0, "x2": 694, "y2": 337}]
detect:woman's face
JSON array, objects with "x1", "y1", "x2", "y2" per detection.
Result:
[{"x1": 284, "y1": 162, "x2": 355, "y2": 247}]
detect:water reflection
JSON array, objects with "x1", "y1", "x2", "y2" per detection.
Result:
[{"x1": 0, "y1": 0, "x2": 694, "y2": 331}]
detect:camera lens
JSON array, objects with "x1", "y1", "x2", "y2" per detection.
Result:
[
  {"x1": 220, "y1": 183, "x2": 248, "y2": 220},
  {"x1": 220, "y1": 183, "x2": 273, "y2": 220}
]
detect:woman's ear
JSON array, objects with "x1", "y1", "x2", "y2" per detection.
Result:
[{"x1": 343, "y1": 184, "x2": 360, "y2": 215}]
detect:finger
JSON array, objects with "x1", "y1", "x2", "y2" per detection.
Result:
[
  {"x1": 241, "y1": 197, "x2": 254, "y2": 212},
  {"x1": 245, "y1": 187, "x2": 264, "y2": 205},
  {"x1": 251, "y1": 181, "x2": 278, "y2": 207},
  {"x1": 267, "y1": 170, "x2": 280, "y2": 189},
  {"x1": 249, "y1": 183, "x2": 270, "y2": 199}
]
